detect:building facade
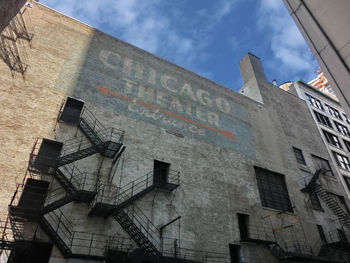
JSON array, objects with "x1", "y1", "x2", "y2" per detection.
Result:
[
  {"x1": 1, "y1": 2, "x2": 350, "y2": 263},
  {"x1": 289, "y1": 78, "x2": 350, "y2": 201},
  {"x1": 282, "y1": 0, "x2": 350, "y2": 113}
]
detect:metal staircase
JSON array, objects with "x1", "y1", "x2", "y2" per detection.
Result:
[
  {"x1": 112, "y1": 205, "x2": 161, "y2": 256},
  {"x1": 40, "y1": 211, "x2": 72, "y2": 258},
  {"x1": 43, "y1": 164, "x2": 97, "y2": 214},
  {"x1": 302, "y1": 169, "x2": 350, "y2": 228}
]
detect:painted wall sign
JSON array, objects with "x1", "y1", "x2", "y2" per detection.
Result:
[{"x1": 57, "y1": 35, "x2": 255, "y2": 158}]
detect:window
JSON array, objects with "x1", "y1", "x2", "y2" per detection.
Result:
[
  {"x1": 311, "y1": 155, "x2": 334, "y2": 176},
  {"x1": 325, "y1": 104, "x2": 342, "y2": 120},
  {"x1": 333, "y1": 152, "x2": 350, "y2": 171},
  {"x1": 322, "y1": 130, "x2": 342, "y2": 149},
  {"x1": 314, "y1": 111, "x2": 333, "y2": 128},
  {"x1": 344, "y1": 140, "x2": 350, "y2": 152},
  {"x1": 305, "y1": 93, "x2": 323, "y2": 110},
  {"x1": 293, "y1": 147, "x2": 306, "y2": 165},
  {"x1": 343, "y1": 114, "x2": 350, "y2": 125},
  {"x1": 317, "y1": 225, "x2": 327, "y2": 244},
  {"x1": 334, "y1": 121, "x2": 350, "y2": 137},
  {"x1": 237, "y1": 213, "x2": 249, "y2": 241},
  {"x1": 343, "y1": 175, "x2": 350, "y2": 193},
  {"x1": 255, "y1": 167, "x2": 293, "y2": 212},
  {"x1": 309, "y1": 191, "x2": 322, "y2": 211},
  {"x1": 328, "y1": 192, "x2": 350, "y2": 215}
]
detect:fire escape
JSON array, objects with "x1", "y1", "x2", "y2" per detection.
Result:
[
  {"x1": 302, "y1": 169, "x2": 350, "y2": 228},
  {"x1": 0, "y1": 7, "x2": 33, "y2": 76},
  {"x1": 238, "y1": 210, "x2": 347, "y2": 262}
]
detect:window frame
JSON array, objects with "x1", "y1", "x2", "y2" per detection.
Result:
[
  {"x1": 254, "y1": 167, "x2": 293, "y2": 212},
  {"x1": 333, "y1": 152, "x2": 350, "y2": 171},
  {"x1": 343, "y1": 139, "x2": 350, "y2": 152},
  {"x1": 305, "y1": 93, "x2": 324, "y2": 110},
  {"x1": 334, "y1": 121, "x2": 350, "y2": 137},
  {"x1": 314, "y1": 110, "x2": 333, "y2": 128},
  {"x1": 325, "y1": 104, "x2": 343, "y2": 120},
  {"x1": 322, "y1": 129, "x2": 343, "y2": 149},
  {"x1": 293, "y1": 147, "x2": 306, "y2": 165}
]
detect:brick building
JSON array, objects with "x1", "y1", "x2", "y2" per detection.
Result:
[{"x1": 1, "y1": 2, "x2": 350, "y2": 263}]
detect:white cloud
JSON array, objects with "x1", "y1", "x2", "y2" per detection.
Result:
[
  {"x1": 257, "y1": 0, "x2": 318, "y2": 81},
  {"x1": 40, "y1": 0, "x2": 235, "y2": 79}
]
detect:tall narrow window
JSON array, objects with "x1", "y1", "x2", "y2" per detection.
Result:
[
  {"x1": 293, "y1": 147, "x2": 306, "y2": 165},
  {"x1": 153, "y1": 160, "x2": 170, "y2": 186},
  {"x1": 322, "y1": 130, "x2": 342, "y2": 149},
  {"x1": 317, "y1": 225, "x2": 327, "y2": 244},
  {"x1": 237, "y1": 213, "x2": 249, "y2": 241},
  {"x1": 333, "y1": 152, "x2": 350, "y2": 171},
  {"x1": 255, "y1": 167, "x2": 293, "y2": 212},
  {"x1": 305, "y1": 93, "x2": 323, "y2": 110},
  {"x1": 314, "y1": 111, "x2": 333, "y2": 128},
  {"x1": 229, "y1": 244, "x2": 240, "y2": 263},
  {"x1": 325, "y1": 104, "x2": 342, "y2": 120}
]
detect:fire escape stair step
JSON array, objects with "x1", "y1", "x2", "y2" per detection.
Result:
[
  {"x1": 57, "y1": 145, "x2": 101, "y2": 166},
  {"x1": 39, "y1": 217, "x2": 72, "y2": 258},
  {"x1": 113, "y1": 210, "x2": 161, "y2": 256}
]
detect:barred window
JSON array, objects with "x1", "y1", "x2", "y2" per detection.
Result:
[
  {"x1": 293, "y1": 147, "x2": 306, "y2": 165},
  {"x1": 314, "y1": 111, "x2": 333, "y2": 128},
  {"x1": 325, "y1": 104, "x2": 342, "y2": 120},
  {"x1": 333, "y1": 152, "x2": 350, "y2": 171},
  {"x1": 254, "y1": 167, "x2": 293, "y2": 212},
  {"x1": 334, "y1": 121, "x2": 350, "y2": 137},
  {"x1": 305, "y1": 93, "x2": 323, "y2": 110},
  {"x1": 322, "y1": 130, "x2": 342, "y2": 149}
]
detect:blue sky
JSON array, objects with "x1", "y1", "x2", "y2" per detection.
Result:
[{"x1": 40, "y1": 0, "x2": 318, "y2": 91}]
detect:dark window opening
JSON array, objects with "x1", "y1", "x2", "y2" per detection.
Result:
[
  {"x1": 237, "y1": 213, "x2": 249, "y2": 241},
  {"x1": 322, "y1": 130, "x2": 342, "y2": 149},
  {"x1": 309, "y1": 191, "x2": 322, "y2": 211},
  {"x1": 311, "y1": 155, "x2": 334, "y2": 176},
  {"x1": 313, "y1": 110, "x2": 333, "y2": 128},
  {"x1": 293, "y1": 147, "x2": 306, "y2": 165},
  {"x1": 32, "y1": 139, "x2": 63, "y2": 174},
  {"x1": 229, "y1": 244, "x2": 240, "y2": 263},
  {"x1": 8, "y1": 241, "x2": 53, "y2": 263},
  {"x1": 338, "y1": 229, "x2": 348, "y2": 243},
  {"x1": 59, "y1": 97, "x2": 84, "y2": 124},
  {"x1": 254, "y1": 167, "x2": 293, "y2": 212},
  {"x1": 18, "y1": 179, "x2": 49, "y2": 211},
  {"x1": 153, "y1": 160, "x2": 170, "y2": 186},
  {"x1": 317, "y1": 225, "x2": 327, "y2": 244}
]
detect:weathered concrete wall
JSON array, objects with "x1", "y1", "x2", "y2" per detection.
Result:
[
  {"x1": 0, "y1": 0, "x2": 26, "y2": 33},
  {"x1": 1, "y1": 2, "x2": 349, "y2": 262}
]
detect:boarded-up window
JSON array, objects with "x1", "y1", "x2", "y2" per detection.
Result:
[{"x1": 255, "y1": 167, "x2": 293, "y2": 212}]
